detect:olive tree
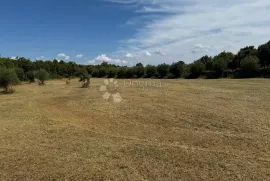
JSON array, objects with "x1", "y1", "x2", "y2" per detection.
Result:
[
  {"x1": 0, "y1": 67, "x2": 20, "y2": 93},
  {"x1": 35, "y1": 69, "x2": 49, "y2": 85}
]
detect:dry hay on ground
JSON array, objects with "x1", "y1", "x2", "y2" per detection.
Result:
[{"x1": 0, "y1": 78, "x2": 269, "y2": 180}]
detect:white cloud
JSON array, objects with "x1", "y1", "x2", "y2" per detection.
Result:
[
  {"x1": 87, "y1": 54, "x2": 127, "y2": 65},
  {"x1": 10, "y1": 56, "x2": 17, "y2": 60},
  {"x1": 57, "y1": 53, "x2": 70, "y2": 61},
  {"x1": 86, "y1": 60, "x2": 96, "y2": 65},
  {"x1": 192, "y1": 44, "x2": 211, "y2": 53},
  {"x1": 36, "y1": 56, "x2": 45, "y2": 60},
  {"x1": 57, "y1": 53, "x2": 66, "y2": 57},
  {"x1": 154, "y1": 49, "x2": 166, "y2": 55},
  {"x1": 125, "y1": 53, "x2": 133, "y2": 58},
  {"x1": 76, "y1": 54, "x2": 83, "y2": 58},
  {"x1": 145, "y1": 51, "x2": 152, "y2": 56},
  {"x1": 107, "y1": 0, "x2": 270, "y2": 64}
]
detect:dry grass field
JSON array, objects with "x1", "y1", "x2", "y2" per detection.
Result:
[{"x1": 0, "y1": 78, "x2": 270, "y2": 180}]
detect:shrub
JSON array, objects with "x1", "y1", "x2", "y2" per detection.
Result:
[
  {"x1": 188, "y1": 61, "x2": 205, "y2": 78},
  {"x1": 144, "y1": 65, "x2": 156, "y2": 78},
  {"x1": 169, "y1": 61, "x2": 185, "y2": 78},
  {"x1": 259, "y1": 67, "x2": 270, "y2": 78},
  {"x1": 125, "y1": 67, "x2": 134, "y2": 78},
  {"x1": 212, "y1": 58, "x2": 228, "y2": 78},
  {"x1": 26, "y1": 71, "x2": 35, "y2": 83},
  {"x1": 35, "y1": 69, "x2": 49, "y2": 85},
  {"x1": 107, "y1": 68, "x2": 117, "y2": 78},
  {"x1": 117, "y1": 67, "x2": 126, "y2": 78},
  {"x1": 240, "y1": 56, "x2": 260, "y2": 78},
  {"x1": 98, "y1": 67, "x2": 107, "y2": 78},
  {"x1": 15, "y1": 68, "x2": 26, "y2": 81},
  {"x1": 0, "y1": 67, "x2": 20, "y2": 93},
  {"x1": 134, "y1": 63, "x2": 144, "y2": 78},
  {"x1": 157, "y1": 63, "x2": 169, "y2": 78}
]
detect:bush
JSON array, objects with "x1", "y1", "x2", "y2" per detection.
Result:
[
  {"x1": 188, "y1": 61, "x2": 205, "y2": 78},
  {"x1": 239, "y1": 56, "x2": 260, "y2": 78},
  {"x1": 15, "y1": 68, "x2": 26, "y2": 81},
  {"x1": 212, "y1": 58, "x2": 228, "y2": 78},
  {"x1": 260, "y1": 67, "x2": 270, "y2": 78},
  {"x1": 134, "y1": 63, "x2": 144, "y2": 78},
  {"x1": 0, "y1": 67, "x2": 20, "y2": 93},
  {"x1": 26, "y1": 71, "x2": 35, "y2": 83},
  {"x1": 107, "y1": 68, "x2": 117, "y2": 78},
  {"x1": 98, "y1": 67, "x2": 107, "y2": 78},
  {"x1": 169, "y1": 61, "x2": 185, "y2": 78},
  {"x1": 117, "y1": 67, "x2": 126, "y2": 78},
  {"x1": 125, "y1": 67, "x2": 134, "y2": 78},
  {"x1": 157, "y1": 63, "x2": 169, "y2": 78},
  {"x1": 144, "y1": 65, "x2": 156, "y2": 78},
  {"x1": 35, "y1": 69, "x2": 49, "y2": 85}
]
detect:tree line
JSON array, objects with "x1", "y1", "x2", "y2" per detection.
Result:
[{"x1": 0, "y1": 40, "x2": 269, "y2": 91}]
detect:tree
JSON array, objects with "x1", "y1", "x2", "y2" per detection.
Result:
[
  {"x1": 35, "y1": 69, "x2": 49, "y2": 85},
  {"x1": 157, "y1": 63, "x2": 169, "y2": 78},
  {"x1": 79, "y1": 74, "x2": 91, "y2": 88},
  {"x1": 26, "y1": 71, "x2": 35, "y2": 83},
  {"x1": 98, "y1": 67, "x2": 107, "y2": 78},
  {"x1": 212, "y1": 57, "x2": 228, "y2": 77},
  {"x1": 199, "y1": 56, "x2": 213, "y2": 70},
  {"x1": 107, "y1": 67, "x2": 117, "y2": 78},
  {"x1": 144, "y1": 65, "x2": 156, "y2": 78},
  {"x1": 134, "y1": 63, "x2": 144, "y2": 78},
  {"x1": 125, "y1": 67, "x2": 134, "y2": 78},
  {"x1": 0, "y1": 67, "x2": 19, "y2": 93},
  {"x1": 188, "y1": 61, "x2": 205, "y2": 78},
  {"x1": 15, "y1": 68, "x2": 25, "y2": 81},
  {"x1": 169, "y1": 61, "x2": 185, "y2": 78},
  {"x1": 117, "y1": 67, "x2": 126, "y2": 78},
  {"x1": 257, "y1": 41, "x2": 270, "y2": 67},
  {"x1": 239, "y1": 56, "x2": 260, "y2": 78}
]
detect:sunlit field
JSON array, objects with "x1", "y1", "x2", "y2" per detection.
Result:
[{"x1": 0, "y1": 78, "x2": 269, "y2": 180}]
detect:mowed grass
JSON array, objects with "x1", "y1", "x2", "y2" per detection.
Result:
[{"x1": 0, "y1": 78, "x2": 270, "y2": 180}]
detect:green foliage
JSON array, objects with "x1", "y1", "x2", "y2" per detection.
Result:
[
  {"x1": 98, "y1": 67, "x2": 107, "y2": 78},
  {"x1": 145, "y1": 65, "x2": 156, "y2": 78},
  {"x1": 0, "y1": 67, "x2": 20, "y2": 93},
  {"x1": 169, "y1": 61, "x2": 185, "y2": 78},
  {"x1": 239, "y1": 56, "x2": 260, "y2": 78},
  {"x1": 35, "y1": 69, "x2": 49, "y2": 85},
  {"x1": 15, "y1": 68, "x2": 26, "y2": 81},
  {"x1": 107, "y1": 67, "x2": 117, "y2": 78},
  {"x1": 26, "y1": 71, "x2": 35, "y2": 83},
  {"x1": 125, "y1": 67, "x2": 134, "y2": 78},
  {"x1": 0, "y1": 40, "x2": 269, "y2": 80},
  {"x1": 188, "y1": 61, "x2": 205, "y2": 78},
  {"x1": 157, "y1": 63, "x2": 169, "y2": 78},
  {"x1": 134, "y1": 63, "x2": 144, "y2": 78},
  {"x1": 212, "y1": 57, "x2": 228, "y2": 78},
  {"x1": 257, "y1": 41, "x2": 270, "y2": 67},
  {"x1": 117, "y1": 67, "x2": 126, "y2": 78}
]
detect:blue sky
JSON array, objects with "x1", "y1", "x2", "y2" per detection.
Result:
[{"x1": 1, "y1": 0, "x2": 270, "y2": 65}]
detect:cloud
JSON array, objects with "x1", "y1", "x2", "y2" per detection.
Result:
[
  {"x1": 87, "y1": 54, "x2": 127, "y2": 65},
  {"x1": 192, "y1": 44, "x2": 211, "y2": 53},
  {"x1": 145, "y1": 51, "x2": 152, "y2": 56},
  {"x1": 76, "y1": 54, "x2": 83, "y2": 58},
  {"x1": 57, "y1": 53, "x2": 70, "y2": 61},
  {"x1": 36, "y1": 56, "x2": 45, "y2": 60},
  {"x1": 10, "y1": 56, "x2": 17, "y2": 60},
  {"x1": 125, "y1": 53, "x2": 133, "y2": 58},
  {"x1": 154, "y1": 49, "x2": 166, "y2": 55},
  {"x1": 107, "y1": 0, "x2": 270, "y2": 64}
]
